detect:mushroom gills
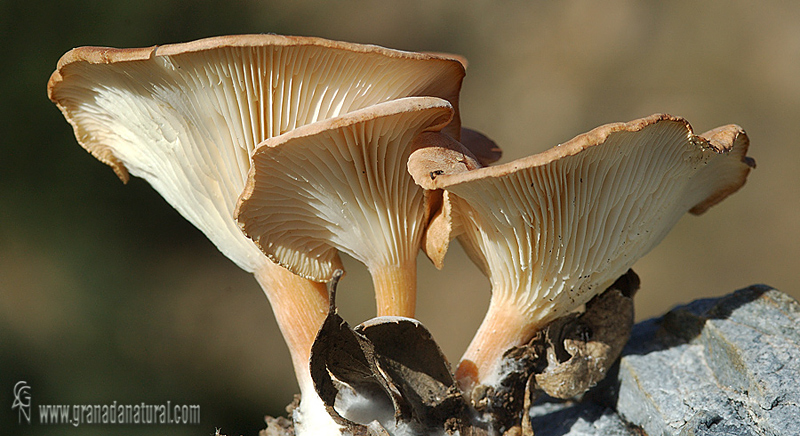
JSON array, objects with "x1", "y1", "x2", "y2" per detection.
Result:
[{"x1": 422, "y1": 115, "x2": 753, "y2": 389}]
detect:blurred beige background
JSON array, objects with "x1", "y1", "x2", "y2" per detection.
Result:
[{"x1": 1, "y1": 1, "x2": 797, "y2": 435}]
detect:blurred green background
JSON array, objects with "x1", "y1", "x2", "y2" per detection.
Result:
[{"x1": 2, "y1": 1, "x2": 798, "y2": 435}]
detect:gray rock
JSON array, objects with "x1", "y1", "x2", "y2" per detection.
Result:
[
  {"x1": 531, "y1": 285, "x2": 800, "y2": 436},
  {"x1": 690, "y1": 288, "x2": 800, "y2": 436},
  {"x1": 527, "y1": 401, "x2": 638, "y2": 436}
]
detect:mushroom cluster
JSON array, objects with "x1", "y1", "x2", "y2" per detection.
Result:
[{"x1": 48, "y1": 34, "x2": 754, "y2": 436}]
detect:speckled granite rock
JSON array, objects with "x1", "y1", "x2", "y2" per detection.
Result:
[
  {"x1": 530, "y1": 285, "x2": 799, "y2": 436},
  {"x1": 527, "y1": 401, "x2": 639, "y2": 435}
]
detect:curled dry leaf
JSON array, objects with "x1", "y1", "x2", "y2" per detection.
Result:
[
  {"x1": 309, "y1": 271, "x2": 476, "y2": 435},
  {"x1": 310, "y1": 270, "x2": 409, "y2": 431},
  {"x1": 356, "y1": 317, "x2": 467, "y2": 429}
]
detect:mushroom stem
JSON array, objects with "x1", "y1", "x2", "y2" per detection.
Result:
[
  {"x1": 253, "y1": 261, "x2": 329, "y2": 393},
  {"x1": 370, "y1": 260, "x2": 418, "y2": 317},
  {"x1": 455, "y1": 299, "x2": 540, "y2": 391}
]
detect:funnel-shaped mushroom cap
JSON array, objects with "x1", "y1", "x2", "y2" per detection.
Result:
[
  {"x1": 236, "y1": 96, "x2": 455, "y2": 279},
  {"x1": 47, "y1": 34, "x2": 466, "y2": 272},
  {"x1": 236, "y1": 97, "x2": 468, "y2": 316},
  {"x1": 443, "y1": 114, "x2": 752, "y2": 326},
  {"x1": 417, "y1": 114, "x2": 754, "y2": 386}
]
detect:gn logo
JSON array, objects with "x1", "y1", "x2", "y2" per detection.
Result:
[{"x1": 12, "y1": 381, "x2": 31, "y2": 424}]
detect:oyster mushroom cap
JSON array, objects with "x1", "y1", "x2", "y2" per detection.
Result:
[
  {"x1": 412, "y1": 114, "x2": 754, "y2": 387},
  {"x1": 47, "y1": 34, "x2": 467, "y2": 272},
  {"x1": 236, "y1": 96, "x2": 479, "y2": 317}
]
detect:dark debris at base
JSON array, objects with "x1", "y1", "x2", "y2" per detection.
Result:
[{"x1": 252, "y1": 284, "x2": 799, "y2": 436}]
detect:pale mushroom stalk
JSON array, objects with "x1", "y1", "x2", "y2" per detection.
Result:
[
  {"x1": 254, "y1": 262, "x2": 329, "y2": 393},
  {"x1": 412, "y1": 115, "x2": 754, "y2": 390},
  {"x1": 456, "y1": 300, "x2": 536, "y2": 388},
  {"x1": 371, "y1": 260, "x2": 418, "y2": 316},
  {"x1": 252, "y1": 263, "x2": 336, "y2": 435},
  {"x1": 48, "y1": 35, "x2": 470, "y2": 436},
  {"x1": 236, "y1": 97, "x2": 481, "y2": 318}
]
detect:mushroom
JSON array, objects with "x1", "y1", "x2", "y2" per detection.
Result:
[
  {"x1": 47, "y1": 34, "x2": 470, "y2": 435},
  {"x1": 410, "y1": 114, "x2": 754, "y2": 391},
  {"x1": 235, "y1": 96, "x2": 481, "y2": 318}
]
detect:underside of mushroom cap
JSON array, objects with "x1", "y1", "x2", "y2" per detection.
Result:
[
  {"x1": 235, "y1": 96, "x2": 456, "y2": 283},
  {"x1": 407, "y1": 137, "x2": 486, "y2": 269},
  {"x1": 47, "y1": 34, "x2": 466, "y2": 272},
  {"x1": 429, "y1": 114, "x2": 754, "y2": 326}
]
